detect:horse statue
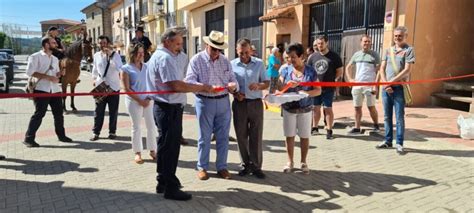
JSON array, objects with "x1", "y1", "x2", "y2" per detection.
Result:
[{"x1": 60, "y1": 32, "x2": 93, "y2": 113}]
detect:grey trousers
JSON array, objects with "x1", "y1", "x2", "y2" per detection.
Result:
[{"x1": 232, "y1": 99, "x2": 264, "y2": 170}]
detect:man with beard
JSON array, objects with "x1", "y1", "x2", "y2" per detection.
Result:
[
  {"x1": 307, "y1": 35, "x2": 343, "y2": 140},
  {"x1": 23, "y1": 37, "x2": 73, "y2": 147}
]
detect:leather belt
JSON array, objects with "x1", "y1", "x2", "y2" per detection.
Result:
[{"x1": 196, "y1": 94, "x2": 229, "y2": 99}]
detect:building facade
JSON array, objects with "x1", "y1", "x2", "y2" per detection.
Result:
[
  {"x1": 81, "y1": 0, "x2": 114, "y2": 49},
  {"x1": 178, "y1": 0, "x2": 264, "y2": 59},
  {"x1": 260, "y1": 0, "x2": 474, "y2": 106},
  {"x1": 40, "y1": 19, "x2": 82, "y2": 37}
]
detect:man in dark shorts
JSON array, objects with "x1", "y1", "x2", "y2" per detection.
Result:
[{"x1": 306, "y1": 35, "x2": 343, "y2": 139}]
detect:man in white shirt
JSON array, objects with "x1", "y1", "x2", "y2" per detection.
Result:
[
  {"x1": 90, "y1": 35, "x2": 123, "y2": 141},
  {"x1": 23, "y1": 37, "x2": 72, "y2": 148}
]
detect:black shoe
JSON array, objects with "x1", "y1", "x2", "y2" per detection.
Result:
[
  {"x1": 229, "y1": 136, "x2": 237, "y2": 142},
  {"x1": 108, "y1": 134, "x2": 117, "y2": 139},
  {"x1": 252, "y1": 169, "x2": 266, "y2": 179},
  {"x1": 326, "y1": 129, "x2": 333, "y2": 140},
  {"x1": 238, "y1": 167, "x2": 251, "y2": 176},
  {"x1": 58, "y1": 136, "x2": 73, "y2": 142},
  {"x1": 156, "y1": 184, "x2": 165, "y2": 194},
  {"x1": 373, "y1": 124, "x2": 380, "y2": 132},
  {"x1": 347, "y1": 128, "x2": 361, "y2": 135},
  {"x1": 376, "y1": 142, "x2": 393, "y2": 149},
  {"x1": 164, "y1": 189, "x2": 192, "y2": 201},
  {"x1": 311, "y1": 127, "x2": 319, "y2": 136},
  {"x1": 0, "y1": 155, "x2": 5, "y2": 160},
  {"x1": 89, "y1": 134, "x2": 99, "y2": 141},
  {"x1": 23, "y1": 140, "x2": 40, "y2": 148}
]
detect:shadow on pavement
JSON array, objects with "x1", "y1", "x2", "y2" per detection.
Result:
[
  {"x1": 150, "y1": 162, "x2": 437, "y2": 211},
  {"x1": 0, "y1": 158, "x2": 98, "y2": 175},
  {"x1": 404, "y1": 148, "x2": 474, "y2": 158},
  {"x1": 40, "y1": 140, "x2": 130, "y2": 152},
  {"x1": 407, "y1": 128, "x2": 461, "y2": 139},
  {"x1": 0, "y1": 179, "x2": 344, "y2": 212},
  {"x1": 229, "y1": 169, "x2": 437, "y2": 210},
  {"x1": 183, "y1": 103, "x2": 196, "y2": 115},
  {"x1": 63, "y1": 110, "x2": 129, "y2": 117}
]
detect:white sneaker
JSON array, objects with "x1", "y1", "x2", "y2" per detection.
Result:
[{"x1": 396, "y1": 144, "x2": 404, "y2": 154}]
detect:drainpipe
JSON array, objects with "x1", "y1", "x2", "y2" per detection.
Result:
[{"x1": 262, "y1": 0, "x2": 268, "y2": 63}]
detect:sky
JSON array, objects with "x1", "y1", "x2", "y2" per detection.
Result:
[{"x1": 0, "y1": 0, "x2": 94, "y2": 36}]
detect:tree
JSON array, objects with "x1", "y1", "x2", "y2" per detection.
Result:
[{"x1": 0, "y1": 32, "x2": 6, "y2": 49}]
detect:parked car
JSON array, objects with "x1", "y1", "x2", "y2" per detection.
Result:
[
  {"x1": 80, "y1": 59, "x2": 91, "y2": 72},
  {"x1": 0, "y1": 52, "x2": 14, "y2": 83},
  {"x1": 0, "y1": 49, "x2": 15, "y2": 63},
  {"x1": 0, "y1": 66, "x2": 8, "y2": 93}
]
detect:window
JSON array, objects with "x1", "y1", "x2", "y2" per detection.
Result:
[
  {"x1": 92, "y1": 12, "x2": 95, "y2": 20},
  {"x1": 205, "y1": 6, "x2": 224, "y2": 35},
  {"x1": 98, "y1": 27, "x2": 100, "y2": 36},
  {"x1": 194, "y1": 36, "x2": 200, "y2": 54},
  {"x1": 93, "y1": 28, "x2": 96, "y2": 43},
  {"x1": 235, "y1": 0, "x2": 264, "y2": 57}
]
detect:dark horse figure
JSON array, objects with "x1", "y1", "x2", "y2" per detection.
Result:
[{"x1": 60, "y1": 33, "x2": 93, "y2": 113}]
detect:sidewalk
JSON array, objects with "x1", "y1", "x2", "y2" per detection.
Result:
[{"x1": 0, "y1": 59, "x2": 472, "y2": 212}]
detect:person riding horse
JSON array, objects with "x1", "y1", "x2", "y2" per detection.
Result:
[{"x1": 60, "y1": 30, "x2": 94, "y2": 112}]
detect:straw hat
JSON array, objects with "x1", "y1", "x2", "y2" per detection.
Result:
[{"x1": 202, "y1": 30, "x2": 228, "y2": 50}]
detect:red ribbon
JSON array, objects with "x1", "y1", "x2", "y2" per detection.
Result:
[{"x1": 0, "y1": 74, "x2": 472, "y2": 99}]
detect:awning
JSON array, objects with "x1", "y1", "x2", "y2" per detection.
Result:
[{"x1": 259, "y1": 6, "x2": 295, "y2": 22}]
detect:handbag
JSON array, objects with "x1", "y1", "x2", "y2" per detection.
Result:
[
  {"x1": 91, "y1": 52, "x2": 115, "y2": 103},
  {"x1": 25, "y1": 57, "x2": 53, "y2": 99},
  {"x1": 389, "y1": 47, "x2": 413, "y2": 106}
]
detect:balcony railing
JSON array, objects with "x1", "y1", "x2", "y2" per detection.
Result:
[{"x1": 267, "y1": 0, "x2": 300, "y2": 9}]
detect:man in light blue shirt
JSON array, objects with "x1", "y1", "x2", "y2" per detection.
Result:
[
  {"x1": 230, "y1": 38, "x2": 269, "y2": 179},
  {"x1": 146, "y1": 28, "x2": 215, "y2": 201}
]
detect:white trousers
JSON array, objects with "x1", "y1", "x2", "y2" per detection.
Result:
[{"x1": 125, "y1": 97, "x2": 157, "y2": 153}]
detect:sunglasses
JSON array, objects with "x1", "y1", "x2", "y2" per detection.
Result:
[{"x1": 210, "y1": 46, "x2": 221, "y2": 52}]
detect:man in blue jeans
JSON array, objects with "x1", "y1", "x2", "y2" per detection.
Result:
[{"x1": 377, "y1": 26, "x2": 415, "y2": 154}]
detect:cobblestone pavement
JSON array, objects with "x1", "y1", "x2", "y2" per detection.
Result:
[{"x1": 0, "y1": 56, "x2": 472, "y2": 212}]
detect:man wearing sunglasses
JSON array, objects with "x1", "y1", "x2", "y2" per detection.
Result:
[{"x1": 185, "y1": 30, "x2": 239, "y2": 181}]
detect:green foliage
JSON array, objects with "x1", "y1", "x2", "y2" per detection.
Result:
[
  {"x1": 60, "y1": 33, "x2": 74, "y2": 47},
  {"x1": 0, "y1": 32, "x2": 6, "y2": 49}
]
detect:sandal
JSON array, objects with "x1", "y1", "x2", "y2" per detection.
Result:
[
  {"x1": 283, "y1": 162, "x2": 294, "y2": 173},
  {"x1": 301, "y1": 163, "x2": 310, "y2": 175},
  {"x1": 150, "y1": 151, "x2": 157, "y2": 160},
  {"x1": 134, "y1": 154, "x2": 144, "y2": 164}
]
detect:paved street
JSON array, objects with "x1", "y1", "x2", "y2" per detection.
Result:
[{"x1": 0, "y1": 56, "x2": 473, "y2": 212}]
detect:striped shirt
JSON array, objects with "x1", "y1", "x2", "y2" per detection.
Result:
[{"x1": 185, "y1": 50, "x2": 238, "y2": 96}]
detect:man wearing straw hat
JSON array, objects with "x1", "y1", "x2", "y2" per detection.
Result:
[{"x1": 185, "y1": 30, "x2": 239, "y2": 181}]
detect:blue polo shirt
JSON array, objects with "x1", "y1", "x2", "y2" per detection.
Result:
[
  {"x1": 146, "y1": 47, "x2": 187, "y2": 104},
  {"x1": 231, "y1": 57, "x2": 269, "y2": 99}
]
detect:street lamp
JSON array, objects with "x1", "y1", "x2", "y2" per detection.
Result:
[
  {"x1": 153, "y1": 0, "x2": 166, "y2": 20},
  {"x1": 155, "y1": 0, "x2": 164, "y2": 12}
]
